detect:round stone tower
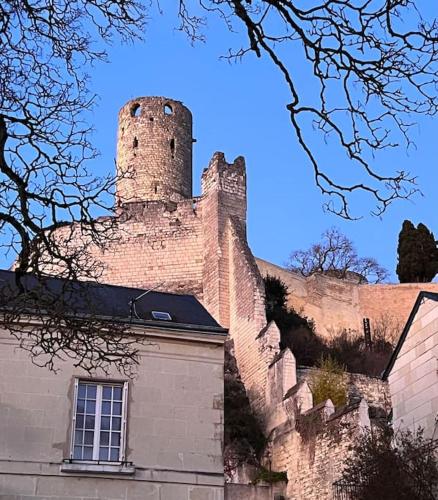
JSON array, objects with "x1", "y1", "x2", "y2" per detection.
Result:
[{"x1": 116, "y1": 97, "x2": 193, "y2": 204}]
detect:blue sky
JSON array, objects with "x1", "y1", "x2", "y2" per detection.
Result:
[{"x1": 87, "y1": 6, "x2": 438, "y2": 282}]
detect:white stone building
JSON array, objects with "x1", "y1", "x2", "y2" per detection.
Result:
[
  {"x1": 383, "y1": 291, "x2": 438, "y2": 439},
  {"x1": 0, "y1": 271, "x2": 226, "y2": 500}
]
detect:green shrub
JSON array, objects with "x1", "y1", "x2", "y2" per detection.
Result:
[
  {"x1": 264, "y1": 275, "x2": 395, "y2": 376},
  {"x1": 253, "y1": 467, "x2": 288, "y2": 485},
  {"x1": 310, "y1": 355, "x2": 347, "y2": 407}
]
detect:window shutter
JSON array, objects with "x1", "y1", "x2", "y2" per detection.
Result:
[
  {"x1": 120, "y1": 381, "x2": 129, "y2": 462},
  {"x1": 70, "y1": 378, "x2": 79, "y2": 459}
]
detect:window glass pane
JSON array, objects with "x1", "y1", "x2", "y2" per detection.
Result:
[
  {"x1": 101, "y1": 416, "x2": 111, "y2": 430},
  {"x1": 86, "y1": 385, "x2": 97, "y2": 399},
  {"x1": 84, "y1": 431, "x2": 94, "y2": 445},
  {"x1": 85, "y1": 400, "x2": 96, "y2": 414},
  {"x1": 76, "y1": 399, "x2": 85, "y2": 413},
  {"x1": 100, "y1": 431, "x2": 109, "y2": 446},
  {"x1": 78, "y1": 384, "x2": 86, "y2": 399},
  {"x1": 113, "y1": 387, "x2": 122, "y2": 401},
  {"x1": 85, "y1": 415, "x2": 95, "y2": 430},
  {"x1": 112, "y1": 417, "x2": 121, "y2": 431},
  {"x1": 112, "y1": 402, "x2": 122, "y2": 416},
  {"x1": 101, "y1": 401, "x2": 111, "y2": 415},
  {"x1": 74, "y1": 431, "x2": 83, "y2": 445},
  {"x1": 111, "y1": 432, "x2": 120, "y2": 447},
  {"x1": 102, "y1": 386, "x2": 112, "y2": 400},
  {"x1": 75, "y1": 415, "x2": 84, "y2": 429},
  {"x1": 73, "y1": 381, "x2": 126, "y2": 462}
]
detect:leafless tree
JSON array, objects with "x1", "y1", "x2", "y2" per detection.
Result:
[
  {"x1": 2, "y1": 0, "x2": 437, "y2": 368},
  {"x1": 339, "y1": 427, "x2": 438, "y2": 500},
  {"x1": 176, "y1": 1, "x2": 438, "y2": 218},
  {"x1": 0, "y1": 1, "x2": 145, "y2": 372},
  {"x1": 288, "y1": 227, "x2": 389, "y2": 283},
  {"x1": 372, "y1": 312, "x2": 403, "y2": 346}
]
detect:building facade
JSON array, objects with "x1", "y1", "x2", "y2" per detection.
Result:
[
  {"x1": 384, "y1": 292, "x2": 438, "y2": 439},
  {"x1": 0, "y1": 273, "x2": 226, "y2": 499}
]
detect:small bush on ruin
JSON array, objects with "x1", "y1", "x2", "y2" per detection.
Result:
[
  {"x1": 252, "y1": 467, "x2": 288, "y2": 485},
  {"x1": 338, "y1": 426, "x2": 438, "y2": 500},
  {"x1": 310, "y1": 356, "x2": 347, "y2": 408}
]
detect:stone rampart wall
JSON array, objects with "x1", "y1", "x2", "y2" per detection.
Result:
[
  {"x1": 297, "y1": 367, "x2": 391, "y2": 412},
  {"x1": 265, "y1": 354, "x2": 391, "y2": 499},
  {"x1": 225, "y1": 484, "x2": 281, "y2": 500},
  {"x1": 256, "y1": 258, "x2": 438, "y2": 339},
  {"x1": 228, "y1": 217, "x2": 275, "y2": 418},
  {"x1": 271, "y1": 404, "x2": 364, "y2": 499},
  {"x1": 93, "y1": 198, "x2": 204, "y2": 297}
]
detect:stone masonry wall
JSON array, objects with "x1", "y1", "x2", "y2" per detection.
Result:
[
  {"x1": 271, "y1": 403, "x2": 367, "y2": 499},
  {"x1": 228, "y1": 217, "x2": 277, "y2": 419},
  {"x1": 297, "y1": 367, "x2": 392, "y2": 412},
  {"x1": 257, "y1": 258, "x2": 438, "y2": 339},
  {"x1": 91, "y1": 199, "x2": 204, "y2": 297},
  {"x1": 358, "y1": 283, "x2": 438, "y2": 331},
  {"x1": 264, "y1": 354, "x2": 391, "y2": 500},
  {"x1": 0, "y1": 327, "x2": 225, "y2": 500},
  {"x1": 116, "y1": 97, "x2": 193, "y2": 204}
]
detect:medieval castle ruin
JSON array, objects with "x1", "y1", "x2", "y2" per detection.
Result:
[{"x1": 78, "y1": 96, "x2": 438, "y2": 499}]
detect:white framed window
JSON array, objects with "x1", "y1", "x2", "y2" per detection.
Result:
[{"x1": 71, "y1": 380, "x2": 128, "y2": 462}]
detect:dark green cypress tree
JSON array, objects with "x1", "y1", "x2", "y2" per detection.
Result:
[
  {"x1": 396, "y1": 220, "x2": 418, "y2": 283},
  {"x1": 416, "y1": 223, "x2": 438, "y2": 282},
  {"x1": 396, "y1": 220, "x2": 438, "y2": 283}
]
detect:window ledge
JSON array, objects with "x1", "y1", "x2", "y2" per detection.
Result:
[{"x1": 60, "y1": 462, "x2": 135, "y2": 475}]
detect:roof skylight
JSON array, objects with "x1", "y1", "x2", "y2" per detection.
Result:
[{"x1": 151, "y1": 311, "x2": 172, "y2": 321}]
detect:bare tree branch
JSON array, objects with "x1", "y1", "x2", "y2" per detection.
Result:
[
  {"x1": 0, "y1": 0, "x2": 145, "y2": 371},
  {"x1": 177, "y1": 0, "x2": 438, "y2": 218}
]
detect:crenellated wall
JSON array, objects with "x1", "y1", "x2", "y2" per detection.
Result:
[{"x1": 226, "y1": 346, "x2": 391, "y2": 500}]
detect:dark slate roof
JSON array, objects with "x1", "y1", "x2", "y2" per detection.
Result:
[
  {"x1": 0, "y1": 270, "x2": 227, "y2": 335},
  {"x1": 382, "y1": 291, "x2": 438, "y2": 380}
]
